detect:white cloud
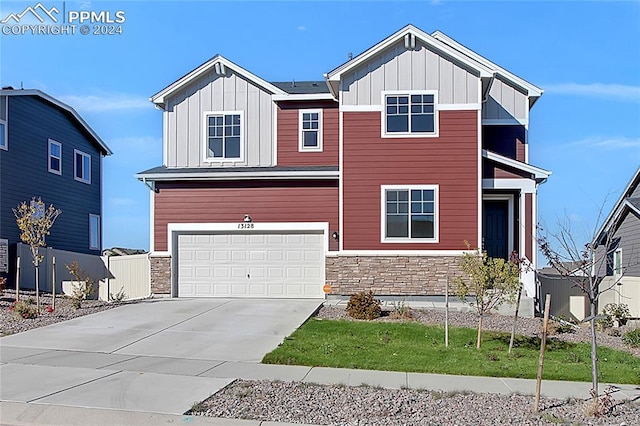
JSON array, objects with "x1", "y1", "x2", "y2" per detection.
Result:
[
  {"x1": 568, "y1": 136, "x2": 640, "y2": 149},
  {"x1": 108, "y1": 197, "x2": 136, "y2": 208},
  {"x1": 297, "y1": 25, "x2": 306, "y2": 31},
  {"x1": 543, "y1": 83, "x2": 640, "y2": 102},
  {"x1": 59, "y1": 93, "x2": 150, "y2": 112},
  {"x1": 77, "y1": 1, "x2": 92, "y2": 10}
]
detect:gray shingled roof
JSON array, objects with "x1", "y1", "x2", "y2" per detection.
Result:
[
  {"x1": 271, "y1": 81, "x2": 329, "y2": 94},
  {"x1": 628, "y1": 197, "x2": 640, "y2": 210}
]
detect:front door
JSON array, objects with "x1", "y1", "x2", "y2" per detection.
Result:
[{"x1": 483, "y1": 200, "x2": 509, "y2": 259}]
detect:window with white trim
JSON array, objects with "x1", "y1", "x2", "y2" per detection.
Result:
[
  {"x1": 48, "y1": 139, "x2": 62, "y2": 175},
  {"x1": 204, "y1": 111, "x2": 243, "y2": 160},
  {"x1": 383, "y1": 91, "x2": 437, "y2": 136},
  {"x1": 74, "y1": 149, "x2": 91, "y2": 184},
  {"x1": 613, "y1": 248, "x2": 622, "y2": 276},
  {"x1": 382, "y1": 185, "x2": 438, "y2": 242},
  {"x1": 89, "y1": 214, "x2": 100, "y2": 250},
  {"x1": 0, "y1": 120, "x2": 6, "y2": 150},
  {"x1": 299, "y1": 109, "x2": 322, "y2": 151}
]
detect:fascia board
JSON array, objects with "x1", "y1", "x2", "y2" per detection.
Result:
[
  {"x1": 135, "y1": 171, "x2": 340, "y2": 181},
  {"x1": 0, "y1": 89, "x2": 112, "y2": 155},
  {"x1": 482, "y1": 149, "x2": 551, "y2": 179},
  {"x1": 151, "y1": 55, "x2": 287, "y2": 106},
  {"x1": 593, "y1": 167, "x2": 640, "y2": 244},
  {"x1": 326, "y1": 25, "x2": 493, "y2": 82}
]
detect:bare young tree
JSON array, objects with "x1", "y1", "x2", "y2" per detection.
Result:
[
  {"x1": 13, "y1": 197, "x2": 61, "y2": 311},
  {"x1": 538, "y1": 215, "x2": 627, "y2": 399},
  {"x1": 456, "y1": 242, "x2": 521, "y2": 348}
]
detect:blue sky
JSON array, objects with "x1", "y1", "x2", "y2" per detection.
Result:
[{"x1": 1, "y1": 0, "x2": 639, "y2": 253}]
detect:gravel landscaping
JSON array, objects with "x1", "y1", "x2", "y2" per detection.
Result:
[{"x1": 190, "y1": 305, "x2": 640, "y2": 425}]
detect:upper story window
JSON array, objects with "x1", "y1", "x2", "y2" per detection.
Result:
[
  {"x1": 381, "y1": 185, "x2": 438, "y2": 242},
  {"x1": 383, "y1": 91, "x2": 438, "y2": 137},
  {"x1": 299, "y1": 109, "x2": 322, "y2": 152},
  {"x1": 74, "y1": 149, "x2": 91, "y2": 184},
  {"x1": 0, "y1": 120, "x2": 6, "y2": 150},
  {"x1": 48, "y1": 139, "x2": 62, "y2": 175},
  {"x1": 204, "y1": 111, "x2": 243, "y2": 161}
]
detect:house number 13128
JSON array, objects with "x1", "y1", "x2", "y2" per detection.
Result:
[{"x1": 238, "y1": 223, "x2": 254, "y2": 229}]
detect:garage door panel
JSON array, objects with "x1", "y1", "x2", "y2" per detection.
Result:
[{"x1": 178, "y1": 231, "x2": 324, "y2": 298}]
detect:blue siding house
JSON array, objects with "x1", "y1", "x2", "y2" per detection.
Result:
[{"x1": 0, "y1": 88, "x2": 112, "y2": 284}]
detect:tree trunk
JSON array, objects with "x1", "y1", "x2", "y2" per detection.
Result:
[
  {"x1": 589, "y1": 297, "x2": 599, "y2": 398},
  {"x1": 476, "y1": 314, "x2": 483, "y2": 349},
  {"x1": 509, "y1": 284, "x2": 523, "y2": 353},
  {"x1": 35, "y1": 264, "x2": 40, "y2": 311}
]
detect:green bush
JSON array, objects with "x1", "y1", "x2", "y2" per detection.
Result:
[
  {"x1": 622, "y1": 328, "x2": 640, "y2": 348},
  {"x1": 603, "y1": 303, "x2": 630, "y2": 326},
  {"x1": 10, "y1": 297, "x2": 38, "y2": 319},
  {"x1": 346, "y1": 291, "x2": 382, "y2": 320}
]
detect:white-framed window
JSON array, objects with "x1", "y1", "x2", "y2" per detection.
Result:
[
  {"x1": 203, "y1": 111, "x2": 243, "y2": 161},
  {"x1": 382, "y1": 91, "x2": 438, "y2": 137},
  {"x1": 48, "y1": 139, "x2": 62, "y2": 175},
  {"x1": 613, "y1": 248, "x2": 622, "y2": 276},
  {"x1": 381, "y1": 184, "x2": 439, "y2": 242},
  {"x1": 299, "y1": 109, "x2": 322, "y2": 152},
  {"x1": 0, "y1": 119, "x2": 6, "y2": 150},
  {"x1": 89, "y1": 214, "x2": 100, "y2": 250},
  {"x1": 74, "y1": 149, "x2": 91, "y2": 184}
]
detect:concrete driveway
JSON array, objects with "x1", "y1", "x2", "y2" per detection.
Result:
[{"x1": 0, "y1": 298, "x2": 322, "y2": 415}]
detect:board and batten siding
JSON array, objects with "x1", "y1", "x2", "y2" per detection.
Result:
[
  {"x1": 165, "y1": 70, "x2": 275, "y2": 168},
  {"x1": 342, "y1": 110, "x2": 479, "y2": 250},
  {"x1": 609, "y1": 210, "x2": 640, "y2": 277},
  {"x1": 482, "y1": 77, "x2": 528, "y2": 122},
  {"x1": 0, "y1": 95, "x2": 102, "y2": 256},
  {"x1": 153, "y1": 180, "x2": 339, "y2": 252},
  {"x1": 341, "y1": 40, "x2": 480, "y2": 106},
  {"x1": 276, "y1": 101, "x2": 339, "y2": 166}
]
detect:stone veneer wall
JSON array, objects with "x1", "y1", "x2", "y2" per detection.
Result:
[
  {"x1": 150, "y1": 254, "x2": 171, "y2": 296},
  {"x1": 325, "y1": 255, "x2": 464, "y2": 295}
]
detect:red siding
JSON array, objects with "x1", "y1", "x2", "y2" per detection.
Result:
[
  {"x1": 483, "y1": 161, "x2": 532, "y2": 179},
  {"x1": 343, "y1": 110, "x2": 479, "y2": 250},
  {"x1": 154, "y1": 180, "x2": 339, "y2": 252},
  {"x1": 525, "y1": 193, "x2": 533, "y2": 260},
  {"x1": 277, "y1": 101, "x2": 339, "y2": 166}
]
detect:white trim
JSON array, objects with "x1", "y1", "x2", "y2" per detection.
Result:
[
  {"x1": 381, "y1": 184, "x2": 439, "y2": 243},
  {"x1": 0, "y1": 89, "x2": 112, "y2": 155},
  {"x1": 338, "y1": 109, "x2": 344, "y2": 252},
  {"x1": 0, "y1": 119, "x2": 6, "y2": 150},
  {"x1": 477, "y1": 107, "x2": 483, "y2": 253},
  {"x1": 272, "y1": 93, "x2": 334, "y2": 101},
  {"x1": 483, "y1": 194, "x2": 515, "y2": 257},
  {"x1": 329, "y1": 250, "x2": 469, "y2": 257},
  {"x1": 613, "y1": 248, "x2": 622, "y2": 277},
  {"x1": 47, "y1": 139, "x2": 62, "y2": 175},
  {"x1": 272, "y1": 101, "x2": 278, "y2": 165},
  {"x1": 381, "y1": 90, "x2": 439, "y2": 138},
  {"x1": 89, "y1": 214, "x2": 101, "y2": 250},
  {"x1": 482, "y1": 118, "x2": 528, "y2": 126},
  {"x1": 162, "y1": 110, "x2": 168, "y2": 166},
  {"x1": 532, "y1": 187, "x2": 538, "y2": 270},
  {"x1": 202, "y1": 110, "x2": 245, "y2": 163},
  {"x1": 482, "y1": 178, "x2": 536, "y2": 193},
  {"x1": 151, "y1": 55, "x2": 287, "y2": 106},
  {"x1": 136, "y1": 170, "x2": 338, "y2": 181},
  {"x1": 482, "y1": 149, "x2": 551, "y2": 180},
  {"x1": 340, "y1": 104, "x2": 382, "y2": 112},
  {"x1": 594, "y1": 167, "x2": 640, "y2": 244},
  {"x1": 438, "y1": 103, "x2": 482, "y2": 111},
  {"x1": 519, "y1": 193, "x2": 526, "y2": 260},
  {"x1": 149, "y1": 251, "x2": 171, "y2": 257},
  {"x1": 298, "y1": 109, "x2": 323, "y2": 152},
  {"x1": 73, "y1": 149, "x2": 91, "y2": 184},
  {"x1": 149, "y1": 190, "x2": 155, "y2": 252}
]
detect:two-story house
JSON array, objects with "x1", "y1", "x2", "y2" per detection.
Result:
[
  {"x1": 0, "y1": 88, "x2": 112, "y2": 285},
  {"x1": 137, "y1": 25, "x2": 550, "y2": 307}
]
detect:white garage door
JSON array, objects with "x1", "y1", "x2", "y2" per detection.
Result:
[{"x1": 177, "y1": 231, "x2": 325, "y2": 298}]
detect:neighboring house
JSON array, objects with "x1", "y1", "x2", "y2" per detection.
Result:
[
  {"x1": 594, "y1": 167, "x2": 640, "y2": 317},
  {"x1": 0, "y1": 88, "x2": 112, "y2": 286},
  {"x1": 137, "y1": 25, "x2": 550, "y2": 303},
  {"x1": 102, "y1": 247, "x2": 147, "y2": 257}
]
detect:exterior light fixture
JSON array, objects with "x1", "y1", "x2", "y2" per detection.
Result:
[
  {"x1": 332, "y1": 231, "x2": 339, "y2": 240},
  {"x1": 243, "y1": 214, "x2": 252, "y2": 223}
]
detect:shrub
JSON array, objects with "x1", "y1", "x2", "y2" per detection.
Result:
[
  {"x1": 550, "y1": 316, "x2": 576, "y2": 334},
  {"x1": 109, "y1": 287, "x2": 127, "y2": 304},
  {"x1": 346, "y1": 291, "x2": 381, "y2": 320},
  {"x1": 622, "y1": 328, "x2": 640, "y2": 348},
  {"x1": 389, "y1": 299, "x2": 412, "y2": 320},
  {"x1": 0, "y1": 276, "x2": 6, "y2": 291},
  {"x1": 602, "y1": 303, "x2": 630, "y2": 326},
  {"x1": 66, "y1": 261, "x2": 95, "y2": 309},
  {"x1": 10, "y1": 297, "x2": 38, "y2": 319}
]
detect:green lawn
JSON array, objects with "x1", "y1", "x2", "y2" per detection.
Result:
[{"x1": 262, "y1": 319, "x2": 640, "y2": 384}]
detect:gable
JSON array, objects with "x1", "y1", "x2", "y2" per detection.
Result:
[{"x1": 340, "y1": 38, "x2": 480, "y2": 106}]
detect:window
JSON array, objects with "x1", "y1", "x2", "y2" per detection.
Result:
[
  {"x1": 0, "y1": 120, "x2": 6, "y2": 150},
  {"x1": 89, "y1": 214, "x2": 100, "y2": 250},
  {"x1": 383, "y1": 91, "x2": 437, "y2": 137},
  {"x1": 382, "y1": 185, "x2": 438, "y2": 242},
  {"x1": 299, "y1": 109, "x2": 322, "y2": 151},
  {"x1": 613, "y1": 248, "x2": 622, "y2": 276},
  {"x1": 204, "y1": 111, "x2": 243, "y2": 161},
  {"x1": 48, "y1": 139, "x2": 62, "y2": 174},
  {"x1": 74, "y1": 149, "x2": 91, "y2": 184}
]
